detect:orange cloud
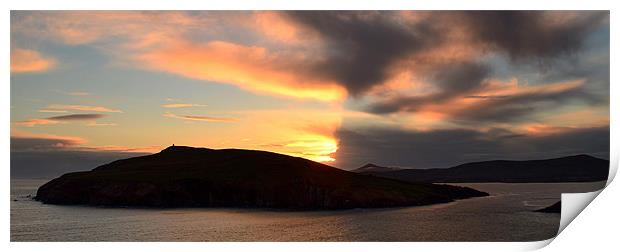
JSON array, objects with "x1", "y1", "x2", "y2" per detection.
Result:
[
  {"x1": 137, "y1": 41, "x2": 346, "y2": 101},
  {"x1": 11, "y1": 129, "x2": 87, "y2": 147},
  {"x1": 252, "y1": 11, "x2": 317, "y2": 44},
  {"x1": 437, "y1": 79, "x2": 585, "y2": 112},
  {"x1": 543, "y1": 108, "x2": 609, "y2": 128},
  {"x1": 522, "y1": 124, "x2": 576, "y2": 136},
  {"x1": 84, "y1": 145, "x2": 160, "y2": 153},
  {"x1": 11, "y1": 48, "x2": 55, "y2": 73},
  {"x1": 46, "y1": 104, "x2": 122, "y2": 113},
  {"x1": 450, "y1": 79, "x2": 585, "y2": 113},
  {"x1": 11, "y1": 129, "x2": 160, "y2": 153},
  {"x1": 15, "y1": 119, "x2": 61, "y2": 127},
  {"x1": 13, "y1": 12, "x2": 345, "y2": 102},
  {"x1": 163, "y1": 112, "x2": 237, "y2": 122},
  {"x1": 469, "y1": 79, "x2": 585, "y2": 99},
  {"x1": 442, "y1": 79, "x2": 587, "y2": 116},
  {"x1": 365, "y1": 78, "x2": 592, "y2": 130}
]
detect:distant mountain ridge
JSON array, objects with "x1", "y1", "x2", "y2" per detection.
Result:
[
  {"x1": 35, "y1": 146, "x2": 488, "y2": 209},
  {"x1": 351, "y1": 163, "x2": 402, "y2": 173},
  {"x1": 354, "y1": 154, "x2": 609, "y2": 183}
]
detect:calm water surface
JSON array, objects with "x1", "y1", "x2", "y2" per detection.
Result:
[{"x1": 11, "y1": 179, "x2": 605, "y2": 241}]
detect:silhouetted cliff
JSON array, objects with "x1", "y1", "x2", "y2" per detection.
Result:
[{"x1": 35, "y1": 146, "x2": 488, "y2": 209}]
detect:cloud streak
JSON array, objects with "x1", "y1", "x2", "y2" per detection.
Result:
[
  {"x1": 10, "y1": 132, "x2": 87, "y2": 150},
  {"x1": 163, "y1": 112, "x2": 237, "y2": 122},
  {"x1": 47, "y1": 114, "x2": 106, "y2": 121},
  {"x1": 46, "y1": 104, "x2": 122, "y2": 113},
  {"x1": 15, "y1": 114, "x2": 108, "y2": 127},
  {"x1": 15, "y1": 119, "x2": 60, "y2": 127},
  {"x1": 365, "y1": 78, "x2": 600, "y2": 123}
]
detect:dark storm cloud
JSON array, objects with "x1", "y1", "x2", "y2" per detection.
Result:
[
  {"x1": 453, "y1": 82, "x2": 602, "y2": 123},
  {"x1": 366, "y1": 74, "x2": 603, "y2": 123},
  {"x1": 334, "y1": 126, "x2": 609, "y2": 170},
  {"x1": 457, "y1": 11, "x2": 608, "y2": 60},
  {"x1": 367, "y1": 62, "x2": 491, "y2": 114},
  {"x1": 367, "y1": 82, "x2": 599, "y2": 122},
  {"x1": 359, "y1": 11, "x2": 607, "y2": 118},
  {"x1": 365, "y1": 95, "x2": 426, "y2": 115},
  {"x1": 432, "y1": 62, "x2": 490, "y2": 99},
  {"x1": 283, "y1": 11, "x2": 606, "y2": 97},
  {"x1": 284, "y1": 11, "x2": 441, "y2": 95},
  {"x1": 46, "y1": 113, "x2": 106, "y2": 121}
]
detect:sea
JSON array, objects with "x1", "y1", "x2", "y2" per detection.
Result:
[{"x1": 10, "y1": 179, "x2": 605, "y2": 242}]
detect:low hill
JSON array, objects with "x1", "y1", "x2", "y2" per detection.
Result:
[
  {"x1": 35, "y1": 146, "x2": 488, "y2": 209},
  {"x1": 351, "y1": 163, "x2": 401, "y2": 173},
  {"x1": 356, "y1": 155, "x2": 609, "y2": 183}
]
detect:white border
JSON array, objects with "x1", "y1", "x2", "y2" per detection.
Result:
[{"x1": 3, "y1": 1, "x2": 618, "y2": 251}]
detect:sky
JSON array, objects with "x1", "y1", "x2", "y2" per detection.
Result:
[{"x1": 10, "y1": 11, "x2": 610, "y2": 176}]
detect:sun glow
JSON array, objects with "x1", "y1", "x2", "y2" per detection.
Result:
[{"x1": 282, "y1": 136, "x2": 339, "y2": 163}]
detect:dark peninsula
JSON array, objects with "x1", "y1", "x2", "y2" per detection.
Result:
[
  {"x1": 35, "y1": 146, "x2": 488, "y2": 209},
  {"x1": 534, "y1": 201, "x2": 561, "y2": 213}
]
